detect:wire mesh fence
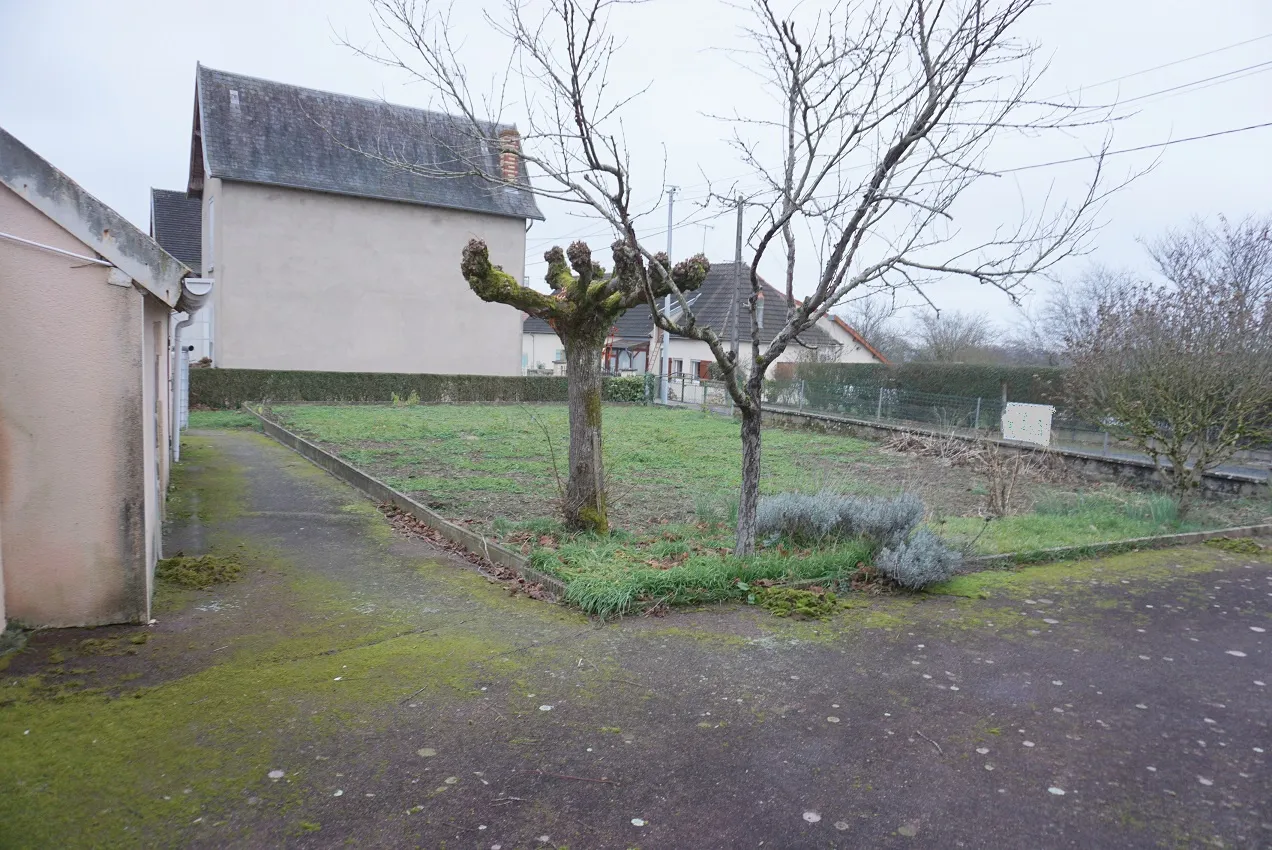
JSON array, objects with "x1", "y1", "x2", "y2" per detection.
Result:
[
  {"x1": 650, "y1": 374, "x2": 1270, "y2": 473},
  {"x1": 652, "y1": 374, "x2": 1110, "y2": 447}
]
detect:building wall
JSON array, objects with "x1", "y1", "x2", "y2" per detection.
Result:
[
  {"x1": 208, "y1": 182, "x2": 525, "y2": 374},
  {"x1": 818, "y1": 318, "x2": 884, "y2": 363},
  {"x1": 522, "y1": 332, "x2": 565, "y2": 374},
  {"x1": 0, "y1": 183, "x2": 150, "y2": 627},
  {"x1": 142, "y1": 294, "x2": 172, "y2": 607}
]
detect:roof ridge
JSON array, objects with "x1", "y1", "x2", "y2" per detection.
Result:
[{"x1": 197, "y1": 64, "x2": 517, "y2": 135}]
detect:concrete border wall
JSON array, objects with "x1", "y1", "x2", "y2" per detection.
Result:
[
  {"x1": 966, "y1": 523, "x2": 1272, "y2": 569},
  {"x1": 760, "y1": 407, "x2": 1268, "y2": 498},
  {"x1": 240, "y1": 405, "x2": 567, "y2": 599}
]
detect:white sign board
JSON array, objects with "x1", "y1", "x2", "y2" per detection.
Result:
[{"x1": 1001, "y1": 402, "x2": 1054, "y2": 447}]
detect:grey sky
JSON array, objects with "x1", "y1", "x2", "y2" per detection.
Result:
[{"x1": 2, "y1": 0, "x2": 1269, "y2": 329}]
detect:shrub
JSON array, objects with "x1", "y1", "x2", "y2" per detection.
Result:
[
  {"x1": 756, "y1": 490, "x2": 924, "y2": 548},
  {"x1": 874, "y1": 529, "x2": 963, "y2": 589}
]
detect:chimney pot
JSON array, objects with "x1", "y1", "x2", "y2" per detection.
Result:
[{"x1": 499, "y1": 128, "x2": 521, "y2": 183}]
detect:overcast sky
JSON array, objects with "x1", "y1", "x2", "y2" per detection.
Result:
[{"x1": 2, "y1": 0, "x2": 1269, "y2": 329}]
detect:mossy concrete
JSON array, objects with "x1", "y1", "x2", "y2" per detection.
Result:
[{"x1": 2, "y1": 429, "x2": 1268, "y2": 849}]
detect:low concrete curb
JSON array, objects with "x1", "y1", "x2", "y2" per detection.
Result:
[
  {"x1": 240, "y1": 404, "x2": 568, "y2": 599},
  {"x1": 966, "y1": 523, "x2": 1272, "y2": 569}
]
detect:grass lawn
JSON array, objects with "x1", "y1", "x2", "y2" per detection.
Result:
[{"x1": 254, "y1": 403, "x2": 1269, "y2": 614}]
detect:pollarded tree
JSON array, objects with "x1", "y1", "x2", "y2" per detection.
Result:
[{"x1": 461, "y1": 238, "x2": 708, "y2": 533}]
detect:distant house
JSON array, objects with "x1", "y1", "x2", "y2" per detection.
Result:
[
  {"x1": 663, "y1": 262, "x2": 883, "y2": 376},
  {"x1": 521, "y1": 310, "x2": 653, "y2": 375},
  {"x1": 1, "y1": 126, "x2": 211, "y2": 628},
  {"x1": 802, "y1": 306, "x2": 890, "y2": 365},
  {"x1": 188, "y1": 64, "x2": 543, "y2": 374}
]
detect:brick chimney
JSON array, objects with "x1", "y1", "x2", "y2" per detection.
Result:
[{"x1": 498, "y1": 128, "x2": 521, "y2": 183}]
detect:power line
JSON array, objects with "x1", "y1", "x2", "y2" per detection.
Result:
[
  {"x1": 1042, "y1": 32, "x2": 1272, "y2": 99},
  {"x1": 997, "y1": 119, "x2": 1272, "y2": 174},
  {"x1": 1081, "y1": 58, "x2": 1272, "y2": 111}
]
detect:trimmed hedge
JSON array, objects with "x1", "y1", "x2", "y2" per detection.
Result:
[
  {"x1": 791, "y1": 362, "x2": 1067, "y2": 405},
  {"x1": 189, "y1": 368, "x2": 653, "y2": 409}
]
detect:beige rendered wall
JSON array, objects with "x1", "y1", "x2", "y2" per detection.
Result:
[
  {"x1": 0, "y1": 183, "x2": 150, "y2": 627},
  {"x1": 211, "y1": 182, "x2": 525, "y2": 374}
]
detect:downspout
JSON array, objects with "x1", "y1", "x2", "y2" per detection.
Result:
[{"x1": 172, "y1": 277, "x2": 214, "y2": 463}]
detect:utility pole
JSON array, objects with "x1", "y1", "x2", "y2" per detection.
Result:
[
  {"x1": 659, "y1": 186, "x2": 677, "y2": 403},
  {"x1": 729, "y1": 196, "x2": 743, "y2": 360}
]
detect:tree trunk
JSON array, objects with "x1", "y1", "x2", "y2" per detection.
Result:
[
  {"x1": 735, "y1": 392, "x2": 763, "y2": 556},
  {"x1": 564, "y1": 335, "x2": 608, "y2": 533}
]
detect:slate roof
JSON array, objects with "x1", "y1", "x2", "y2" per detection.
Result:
[
  {"x1": 191, "y1": 65, "x2": 543, "y2": 221},
  {"x1": 672, "y1": 262, "x2": 840, "y2": 350},
  {"x1": 523, "y1": 308, "x2": 655, "y2": 347},
  {"x1": 150, "y1": 189, "x2": 202, "y2": 274}
]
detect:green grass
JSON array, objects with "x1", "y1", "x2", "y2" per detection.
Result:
[
  {"x1": 187, "y1": 409, "x2": 258, "y2": 429},
  {"x1": 245, "y1": 403, "x2": 1270, "y2": 614},
  {"x1": 936, "y1": 491, "x2": 1192, "y2": 555},
  {"x1": 527, "y1": 523, "x2": 871, "y2": 618},
  {"x1": 271, "y1": 404, "x2": 877, "y2": 532}
]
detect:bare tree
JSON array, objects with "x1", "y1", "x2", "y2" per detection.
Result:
[
  {"x1": 353, "y1": 0, "x2": 1120, "y2": 554},
  {"x1": 1066, "y1": 221, "x2": 1272, "y2": 505},
  {"x1": 1021, "y1": 264, "x2": 1137, "y2": 359},
  {"x1": 1147, "y1": 214, "x2": 1272, "y2": 303},
  {"x1": 835, "y1": 295, "x2": 908, "y2": 361},
  {"x1": 910, "y1": 310, "x2": 1000, "y2": 362}
]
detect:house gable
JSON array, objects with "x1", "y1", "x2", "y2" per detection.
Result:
[{"x1": 188, "y1": 65, "x2": 544, "y2": 222}]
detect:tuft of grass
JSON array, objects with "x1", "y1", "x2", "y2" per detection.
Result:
[{"x1": 155, "y1": 554, "x2": 244, "y2": 589}]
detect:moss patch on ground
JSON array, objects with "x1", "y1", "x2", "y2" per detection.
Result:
[
  {"x1": 0, "y1": 547, "x2": 525, "y2": 848},
  {"x1": 1204, "y1": 536, "x2": 1268, "y2": 556},
  {"x1": 750, "y1": 586, "x2": 840, "y2": 619},
  {"x1": 156, "y1": 554, "x2": 244, "y2": 589},
  {"x1": 927, "y1": 545, "x2": 1229, "y2": 599},
  {"x1": 187, "y1": 409, "x2": 259, "y2": 429},
  {"x1": 166, "y1": 436, "x2": 249, "y2": 523}
]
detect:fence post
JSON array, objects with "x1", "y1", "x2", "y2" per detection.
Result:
[
  {"x1": 1102, "y1": 430, "x2": 1109, "y2": 456},
  {"x1": 974, "y1": 397, "x2": 981, "y2": 431},
  {"x1": 798, "y1": 379, "x2": 806, "y2": 412},
  {"x1": 876, "y1": 386, "x2": 884, "y2": 419}
]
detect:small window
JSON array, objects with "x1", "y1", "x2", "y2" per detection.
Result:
[
  {"x1": 554, "y1": 349, "x2": 566, "y2": 362},
  {"x1": 521, "y1": 352, "x2": 529, "y2": 368},
  {"x1": 669, "y1": 358, "x2": 683, "y2": 375}
]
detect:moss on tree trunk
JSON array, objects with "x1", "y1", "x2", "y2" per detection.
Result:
[{"x1": 564, "y1": 335, "x2": 608, "y2": 533}]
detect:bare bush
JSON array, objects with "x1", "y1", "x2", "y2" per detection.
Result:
[{"x1": 1066, "y1": 216, "x2": 1272, "y2": 506}]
